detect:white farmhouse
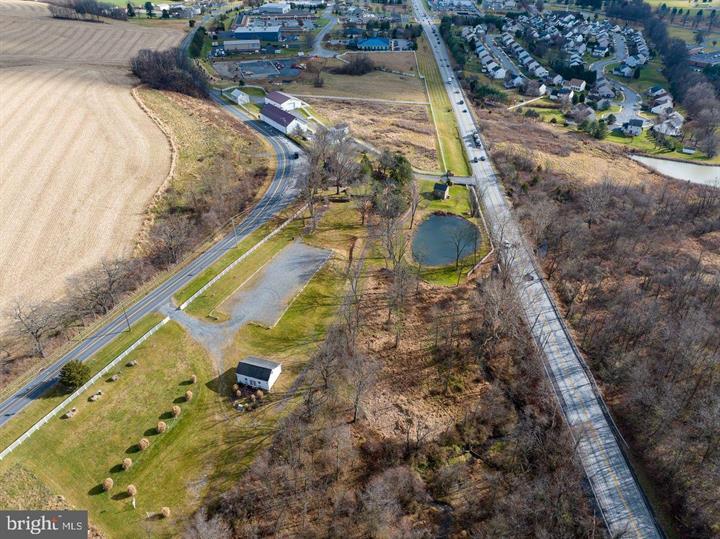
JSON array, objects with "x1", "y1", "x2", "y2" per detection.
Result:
[
  {"x1": 260, "y1": 103, "x2": 309, "y2": 135},
  {"x1": 236, "y1": 357, "x2": 282, "y2": 391},
  {"x1": 265, "y1": 91, "x2": 306, "y2": 111}
]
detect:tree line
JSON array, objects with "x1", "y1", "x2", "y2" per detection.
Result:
[
  {"x1": 48, "y1": 0, "x2": 127, "y2": 21},
  {"x1": 131, "y1": 48, "x2": 209, "y2": 98}
]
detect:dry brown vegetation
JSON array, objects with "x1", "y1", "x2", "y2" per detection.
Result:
[
  {"x1": 306, "y1": 98, "x2": 440, "y2": 172},
  {"x1": 0, "y1": 0, "x2": 182, "y2": 318},
  {"x1": 480, "y1": 108, "x2": 720, "y2": 536},
  {"x1": 342, "y1": 51, "x2": 418, "y2": 74}
]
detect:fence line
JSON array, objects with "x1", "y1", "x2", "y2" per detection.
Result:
[{"x1": 0, "y1": 317, "x2": 170, "y2": 461}]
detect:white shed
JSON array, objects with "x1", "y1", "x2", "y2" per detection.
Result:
[
  {"x1": 236, "y1": 357, "x2": 282, "y2": 391},
  {"x1": 228, "y1": 89, "x2": 250, "y2": 105}
]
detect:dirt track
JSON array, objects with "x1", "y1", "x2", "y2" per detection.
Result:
[{"x1": 0, "y1": 0, "x2": 183, "y2": 315}]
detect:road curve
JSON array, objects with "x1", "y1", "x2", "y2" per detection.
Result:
[
  {"x1": 412, "y1": 1, "x2": 662, "y2": 537},
  {"x1": 0, "y1": 95, "x2": 302, "y2": 429}
]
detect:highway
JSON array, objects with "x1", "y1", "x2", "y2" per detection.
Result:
[
  {"x1": 412, "y1": 2, "x2": 662, "y2": 538},
  {"x1": 0, "y1": 94, "x2": 302, "y2": 429}
]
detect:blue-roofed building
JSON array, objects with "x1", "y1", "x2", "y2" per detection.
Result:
[{"x1": 356, "y1": 37, "x2": 391, "y2": 51}]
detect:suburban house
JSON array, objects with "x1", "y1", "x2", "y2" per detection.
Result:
[
  {"x1": 654, "y1": 111, "x2": 684, "y2": 137},
  {"x1": 236, "y1": 357, "x2": 282, "y2": 391},
  {"x1": 622, "y1": 119, "x2": 644, "y2": 136},
  {"x1": 228, "y1": 88, "x2": 250, "y2": 105},
  {"x1": 356, "y1": 37, "x2": 391, "y2": 50},
  {"x1": 265, "y1": 91, "x2": 306, "y2": 111},
  {"x1": 433, "y1": 183, "x2": 450, "y2": 200},
  {"x1": 566, "y1": 78, "x2": 587, "y2": 92},
  {"x1": 260, "y1": 103, "x2": 309, "y2": 135}
]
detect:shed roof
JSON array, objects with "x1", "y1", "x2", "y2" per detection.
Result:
[
  {"x1": 236, "y1": 357, "x2": 281, "y2": 381},
  {"x1": 261, "y1": 103, "x2": 297, "y2": 127}
]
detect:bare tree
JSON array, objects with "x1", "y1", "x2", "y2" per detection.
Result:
[
  {"x1": 409, "y1": 180, "x2": 420, "y2": 229},
  {"x1": 8, "y1": 299, "x2": 56, "y2": 358},
  {"x1": 344, "y1": 352, "x2": 378, "y2": 423}
]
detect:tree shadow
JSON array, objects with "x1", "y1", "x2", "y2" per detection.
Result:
[{"x1": 88, "y1": 484, "x2": 105, "y2": 496}]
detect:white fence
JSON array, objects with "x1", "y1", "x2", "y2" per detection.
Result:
[{"x1": 0, "y1": 317, "x2": 170, "y2": 461}]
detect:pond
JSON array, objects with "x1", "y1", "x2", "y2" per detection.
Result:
[
  {"x1": 632, "y1": 155, "x2": 720, "y2": 187},
  {"x1": 412, "y1": 214, "x2": 480, "y2": 266}
]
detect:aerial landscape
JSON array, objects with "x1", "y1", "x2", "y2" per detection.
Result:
[{"x1": 0, "y1": 0, "x2": 717, "y2": 536}]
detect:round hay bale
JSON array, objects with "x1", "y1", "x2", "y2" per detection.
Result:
[
  {"x1": 157, "y1": 421, "x2": 167, "y2": 434},
  {"x1": 122, "y1": 458, "x2": 132, "y2": 471},
  {"x1": 171, "y1": 405, "x2": 181, "y2": 417},
  {"x1": 190, "y1": 374, "x2": 197, "y2": 384},
  {"x1": 160, "y1": 507, "x2": 171, "y2": 519},
  {"x1": 185, "y1": 390, "x2": 193, "y2": 402},
  {"x1": 102, "y1": 478, "x2": 113, "y2": 491},
  {"x1": 127, "y1": 484, "x2": 137, "y2": 496},
  {"x1": 139, "y1": 437, "x2": 150, "y2": 450}
]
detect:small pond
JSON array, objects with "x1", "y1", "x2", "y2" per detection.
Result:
[
  {"x1": 412, "y1": 214, "x2": 480, "y2": 266},
  {"x1": 632, "y1": 155, "x2": 720, "y2": 187}
]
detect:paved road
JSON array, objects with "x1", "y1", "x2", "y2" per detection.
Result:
[
  {"x1": 591, "y1": 33, "x2": 642, "y2": 127},
  {"x1": 312, "y1": 6, "x2": 338, "y2": 58},
  {"x1": 485, "y1": 34, "x2": 523, "y2": 79},
  {"x1": 0, "y1": 94, "x2": 302, "y2": 429},
  {"x1": 412, "y1": 1, "x2": 662, "y2": 537}
]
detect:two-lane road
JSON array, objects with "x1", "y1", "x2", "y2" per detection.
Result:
[
  {"x1": 0, "y1": 94, "x2": 302, "y2": 429},
  {"x1": 413, "y1": 2, "x2": 662, "y2": 538}
]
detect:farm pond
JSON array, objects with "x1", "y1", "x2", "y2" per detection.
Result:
[{"x1": 412, "y1": 214, "x2": 480, "y2": 266}]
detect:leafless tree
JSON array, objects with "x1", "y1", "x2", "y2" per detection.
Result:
[
  {"x1": 408, "y1": 180, "x2": 420, "y2": 229},
  {"x1": 344, "y1": 352, "x2": 378, "y2": 423},
  {"x1": 183, "y1": 508, "x2": 232, "y2": 539},
  {"x1": 8, "y1": 299, "x2": 57, "y2": 358},
  {"x1": 150, "y1": 215, "x2": 193, "y2": 266}
]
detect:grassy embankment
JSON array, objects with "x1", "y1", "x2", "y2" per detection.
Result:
[
  {"x1": 416, "y1": 36, "x2": 471, "y2": 176},
  {"x1": 411, "y1": 180, "x2": 491, "y2": 286}
]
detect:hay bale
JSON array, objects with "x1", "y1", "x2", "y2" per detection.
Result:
[
  {"x1": 126, "y1": 360, "x2": 138, "y2": 367},
  {"x1": 122, "y1": 458, "x2": 132, "y2": 471},
  {"x1": 127, "y1": 484, "x2": 137, "y2": 496},
  {"x1": 171, "y1": 405, "x2": 181, "y2": 417},
  {"x1": 102, "y1": 478, "x2": 113, "y2": 491},
  {"x1": 160, "y1": 507, "x2": 171, "y2": 519},
  {"x1": 185, "y1": 390, "x2": 193, "y2": 402},
  {"x1": 157, "y1": 421, "x2": 167, "y2": 433},
  {"x1": 138, "y1": 438, "x2": 150, "y2": 450},
  {"x1": 190, "y1": 374, "x2": 197, "y2": 384},
  {"x1": 110, "y1": 374, "x2": 120, "y2": 382}
]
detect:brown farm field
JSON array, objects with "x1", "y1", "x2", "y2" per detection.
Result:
[
  {"x1": 0, "y1": 0, "x2": 183, "y2": 317},
  {"x1": 306, "y1": 97, "x2": 441, "y2": 172}
]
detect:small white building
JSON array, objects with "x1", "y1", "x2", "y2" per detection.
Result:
[
  {"x1": 228, "y1": 88, "x2": 250, "y2": 105},
  {"x1": 236, "y1": 357, "x2": 282, "y2": 391},
  {"x1": 265, "y1": 90, "x2": 306, "y2": 111},
  {"x1": 260, "y1": 103, "x2": 309, "y2": 135}
]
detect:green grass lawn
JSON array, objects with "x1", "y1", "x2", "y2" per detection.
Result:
[
  {"x1": 241, "y1": 86, "x2": 267, "y2": 97},
  {"x1": 0, "y1": 313, "x2": 166, "y2": 453},
  {"x1": 416, "y1": 37, "x2": 470, "y2": 177},
  {"x1": 608, "y1": 58, "x2": 669, "y2": 95},
  {"x1": 0, "y1": 322, "x2": 218, "y2": 537},
  {"x1": 606, "y1": 130, "x2": 720, "y2": 163}
]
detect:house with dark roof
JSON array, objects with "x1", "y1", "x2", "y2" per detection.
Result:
[
  {"x1": 236, "y1": 357, "x2": 282, "y2": 391},
  {"x1": 265, "y1": 90, "x2": 306, "y2": 111},
  {"x1": 621, "y1": 118, "x2": 644, "y2": 137},
  {"x1": 433, "y1": 182, "x2": 450, "y2": 200},
  {"x1": 259, "y1": 103, "x2": 309, "y2": 135}
]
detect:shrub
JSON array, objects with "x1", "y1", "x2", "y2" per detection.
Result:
[
  {"x1": 172, "y1": 405, "x2": 181, "y2": 417},
  {"x1": 139, "y1": 438, "x2": 150, "y2": 450},
  {"x1": 59, "y1": 360, "x2": 90, "y2": 392},
  {"x1": 157, "y1": 421, "x2": 167, "y2": 434},
  {"x1": 122, "y1": 458, "x2": 132, "y2": 471},
  {"x1": 185, "y1": 390, "x2": 193, "y2": 402},
  {"x1": 131, "y1": 48, "x2": 208, "y2": 98},
  {"x1": 127, "y1": 484, "x2": 137, "y2": 496},
  {"x1": 255, "y1": 389, "x2": 264, "y2": 400},
  {"x1": 160, "y1": 507, "x2": 171, "y2": 519},
  {"x1": 235, "y1": 389, "x2": 242, "y2": 398},
  {"x1": 232, "y1": 383, "x2": 239, "y2": 392},
  {"x1": 102, "y1": 478, "x2": 113, "y2": 491}
]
